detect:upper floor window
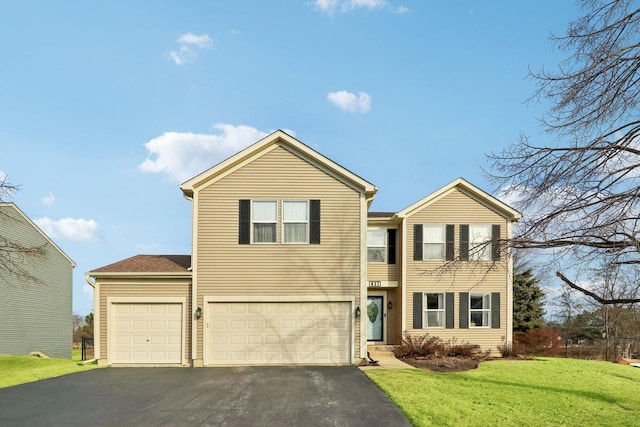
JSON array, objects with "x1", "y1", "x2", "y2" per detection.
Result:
[
  {"x1": 367, "y1": 228, "x2": 387, "y2": 263},
  {"x1": 239, "y1": 199, "x2": 320, "y2": 245},
  {"x1": 413, "y1": 224, "x2": 454, "y2": 261},
  {"x1": 424, "y1": 225, "x2": 445, "y2": 260},
  {"x1": 367, "y1": 228, "x2": 396, "y2": 264},
  {"x1": 469, "y1": 225, "x2": 491, "y2": 261},
  {"x1": 283, "y1": 201, "x2": 308, "y2": 244},
  {"x1": 252, "y1": 201, "x2": 277, "y2": 243}
]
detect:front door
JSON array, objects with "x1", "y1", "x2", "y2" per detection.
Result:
[{"x1": 366, "y1": 293, "x2": 385, "y2": 342}]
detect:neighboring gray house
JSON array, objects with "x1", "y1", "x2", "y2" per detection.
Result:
[{"x1": 0, "y1": 203, "x2": 75, "y2": 359}]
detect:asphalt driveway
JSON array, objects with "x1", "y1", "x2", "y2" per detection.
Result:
[{"x1": 0, "y1": 366, "x2": 410, "y2": 426}]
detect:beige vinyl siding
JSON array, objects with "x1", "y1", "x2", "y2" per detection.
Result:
[
  {"x1": 0, "y1": 205, "x2": 73, "y2": 359},
  {"x1": 195, "y1": 146, "x2": 363, "y2": 359},
  {"x1": 367, "y1": 264, "x2": 399, "y2": 282},
  {"x1": 405, "y1": 188, "x2": 510, "y2": 351},
  {"x1": 97, "y1": 278, "x2": 192, "y2": 364}
]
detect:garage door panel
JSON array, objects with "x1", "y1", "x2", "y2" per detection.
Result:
[
  {"x1": 206, "y1": 302, "x2": 351, "y2": 365},
  {"x1": 111, "y1": 303, "x2": 182, "y2": 364}
]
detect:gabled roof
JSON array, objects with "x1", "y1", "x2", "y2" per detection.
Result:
[
  {"x1": 0, "y1": 202, "x2": 76, "y2": 267},
  {"x1": 89, "y1": 254, "x2": 191, "y2": 275},
  {"x1": 396, "y1": 178, "x2": 521, "y2": 221},
  {"x1": 180, "y1": 130, "x2": 378, "y2": 199}
]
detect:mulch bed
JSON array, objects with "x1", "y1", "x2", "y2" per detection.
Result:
[{"x1": 401, "y1": 356, "x2": 531, "y2": 372}]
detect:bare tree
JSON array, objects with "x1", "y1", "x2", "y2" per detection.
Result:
[
  {"x1": 489, "y1": 0, "x2": 640, "y2": 304},
  {"x1": 0, "y1": 175, "x2": 46, "y2": 287}
]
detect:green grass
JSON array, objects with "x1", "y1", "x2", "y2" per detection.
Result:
[
  {"x1": 365, "y1": 357, "x2": 640, "y2": 426},
  {"x1": 0, "y1": 354, "x2": 99, "y2": 389}
]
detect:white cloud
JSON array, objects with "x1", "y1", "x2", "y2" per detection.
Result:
[
  {"x1": 313, "y1": 0, "x2": 389, "y2": 14},
  {"x1": 327, "y1": 90, "x2": 371, "y2": 113},
  {"x1": 170, "y1": 33, "x2": 212, "y2": 65},
  {"x1": 395, "y1": 6, "x2": 409, "y2": 13},
  {"x1": 139, "y1": 124, "x2": 278, "y2": 182},
  {"x1": 34, "y1": 217, "x2": 100, "y2": 241},
  {"x1": 177, "y1": 33, "x2": 213, "y2": 48},
  {"x1": 41, "y1": 192, "x2": 55, "y2": 206}
]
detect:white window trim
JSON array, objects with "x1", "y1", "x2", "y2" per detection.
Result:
[
  {"x1": 251, "y1": 200, "x2": 278, "y2": 244},
  {"x1": 469, "y1": 292, "x2": 491, "y2": 328},
  {"x1": 282, "y1": 200, "x2": 310, "y2": 244},
  {"x1": 423, "y1": 292, "x2": 445, "y2": 329},
  {"x1": 423, "y1": 224, "x2": 445, "y2": 261},
  {"x1": 367, "y1": 227, "x2": 388, "y2": 264}
]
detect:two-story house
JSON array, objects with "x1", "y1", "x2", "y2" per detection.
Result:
[{"x1": 87, "y1": 130, "x2": 520, "y2": 366}]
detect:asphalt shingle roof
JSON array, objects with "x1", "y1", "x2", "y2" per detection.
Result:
[{"x1": 91, "y1": 254, "x2": 191, "y2": 273}]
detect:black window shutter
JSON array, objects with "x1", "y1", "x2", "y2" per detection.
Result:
[
  {"x1": 492, "y1": 224, "x2": 501, "y2": 261},
  {"x1": 413, "y1": 224, "x2": 423, "y2": 261},
  {"x1": 459, "y1": 225, "x2": 469, "y2": 261},
  {"x1": 387, "y1": 229, "x2": 396, "y2": 264},
  {"x1": 310, "y1": 200, "x2": 321, "y2": 244},
  {"x1": 459, "y1": 292, "x2": 469, "y2": 329},
  {"x1": 445, "y1": 224, "x2": 455, "y2": 261},
  {"x1": 445, "y1": 292, "x2": 454, "y2": 329},
  {"x1": 413, "y1": 293, "x2": 423, "y2": 329},
  {"x1": 491, "y1": 292, "x2": 501, "y2": 329},
  {"x1": 239, "y1": 200, "x2": 250, "y2": 244}
]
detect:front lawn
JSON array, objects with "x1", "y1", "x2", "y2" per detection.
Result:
[
  {"x1": 365, "y1": 357, "x2": 640, "y2": 426},
  {"x1": 0, "y1": 354, "x2": 99, "y2": 389}
]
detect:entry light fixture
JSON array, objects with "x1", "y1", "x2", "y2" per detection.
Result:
[
  {"x1": 355, "y1": 306, "x2": 361, "y2": 318},
  {"x1": 388, "y1": 301, "x2": 393, "y2": 310},
  {"x1": 195, "y1": 307, "x2": 202, "y2": 320}
]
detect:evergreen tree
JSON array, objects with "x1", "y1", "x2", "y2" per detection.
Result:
[{"x1": 513, "y1": 268, "x2": 545, "y2": 332}]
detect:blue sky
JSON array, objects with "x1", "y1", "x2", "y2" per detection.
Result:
[{"x1": 1, "y1": 1, "x2": 579, "y2": 315}]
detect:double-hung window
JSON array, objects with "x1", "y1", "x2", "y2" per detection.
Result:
[
  {"x1": 469, "y1": 293, "x2": 491, "y2": 327},
  {"x1": 252, "y1": 201, "x2": 277, "y2": 243},
  {"x1": 469, "y1": 225, "x2": 491, "y2": 261},
  {"x1": 283, "y1": 201, "x2": 308, "y2": 243},
  {"x1": 424, "y1": 225, "x2": 445, "y2": 260},
  {"x1": 424, "y1": 293, "x2": 445, "y2": 328},
  {"x1": 367, "y1": 228, "x2": 387, "y2": 263},
  {"x1": 240, "y1": 199, "x2": 320, "y2": 245}
]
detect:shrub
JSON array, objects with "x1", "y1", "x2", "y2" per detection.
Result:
[
  {"x1": 446, "y1": 338, "x2": 481, "y2": 358},
  {"x1": 394, "y1": 334, "x2": 481, "y2": 359},
  {"x1": 497, "y1": 341, "x2": 519, "y2": 358},
  {"x1": 394, "y1": 333, "x2": 446, "y2": 358}
]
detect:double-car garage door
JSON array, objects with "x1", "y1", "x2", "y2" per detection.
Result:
[{"x1": 206, "y1": 301, "x2": 351, "y2": 365}]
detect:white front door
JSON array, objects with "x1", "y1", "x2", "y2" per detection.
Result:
[{"x1": 367, "y1": 291, "x2": 386, "y2": 344}]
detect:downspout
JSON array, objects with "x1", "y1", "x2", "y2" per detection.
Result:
[
  {"x1": 183, "y1": 193, "x2": 198, "y2": 367},
  {"x1": 85, "y1": 273, "x2": 100, "y2": 362}
]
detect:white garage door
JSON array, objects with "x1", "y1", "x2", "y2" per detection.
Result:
[
  {"x1": 111, "y1": 303, "x2": 182, "y2": 364},
  {"x1": 206, "y1": 302, "x2": 351, "y2": 365}
]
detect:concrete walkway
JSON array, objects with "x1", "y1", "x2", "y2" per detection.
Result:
[{"x1": 360, "y1": 346, "x2": 415, "y2": 370}]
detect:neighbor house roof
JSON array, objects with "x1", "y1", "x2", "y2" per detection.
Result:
[
  {"x1": 89, "y1": 254, "x2": 191, "y2": 274},
  {"x1": 180, "y1": 130, "x2": 378, "y2": 201},
  {"x1": 0, "y1": 202, "x2": 76, "y2": 268}
]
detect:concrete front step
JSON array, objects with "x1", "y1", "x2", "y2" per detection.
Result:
[{"x1": 367, "y1": 344, "x2": 396, "y2": 352}]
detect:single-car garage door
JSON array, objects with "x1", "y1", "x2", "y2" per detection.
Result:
[
  {"x1": 206, "y1": 302, "x2": 351, "y2": 365},
  {"x1": 111, "y1": 303, "x2": 183, "y2": 364}
]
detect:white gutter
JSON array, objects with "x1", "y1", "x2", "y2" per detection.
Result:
[{"x1": 85, "y1": 273, "x2": 100, "y2": 362}]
